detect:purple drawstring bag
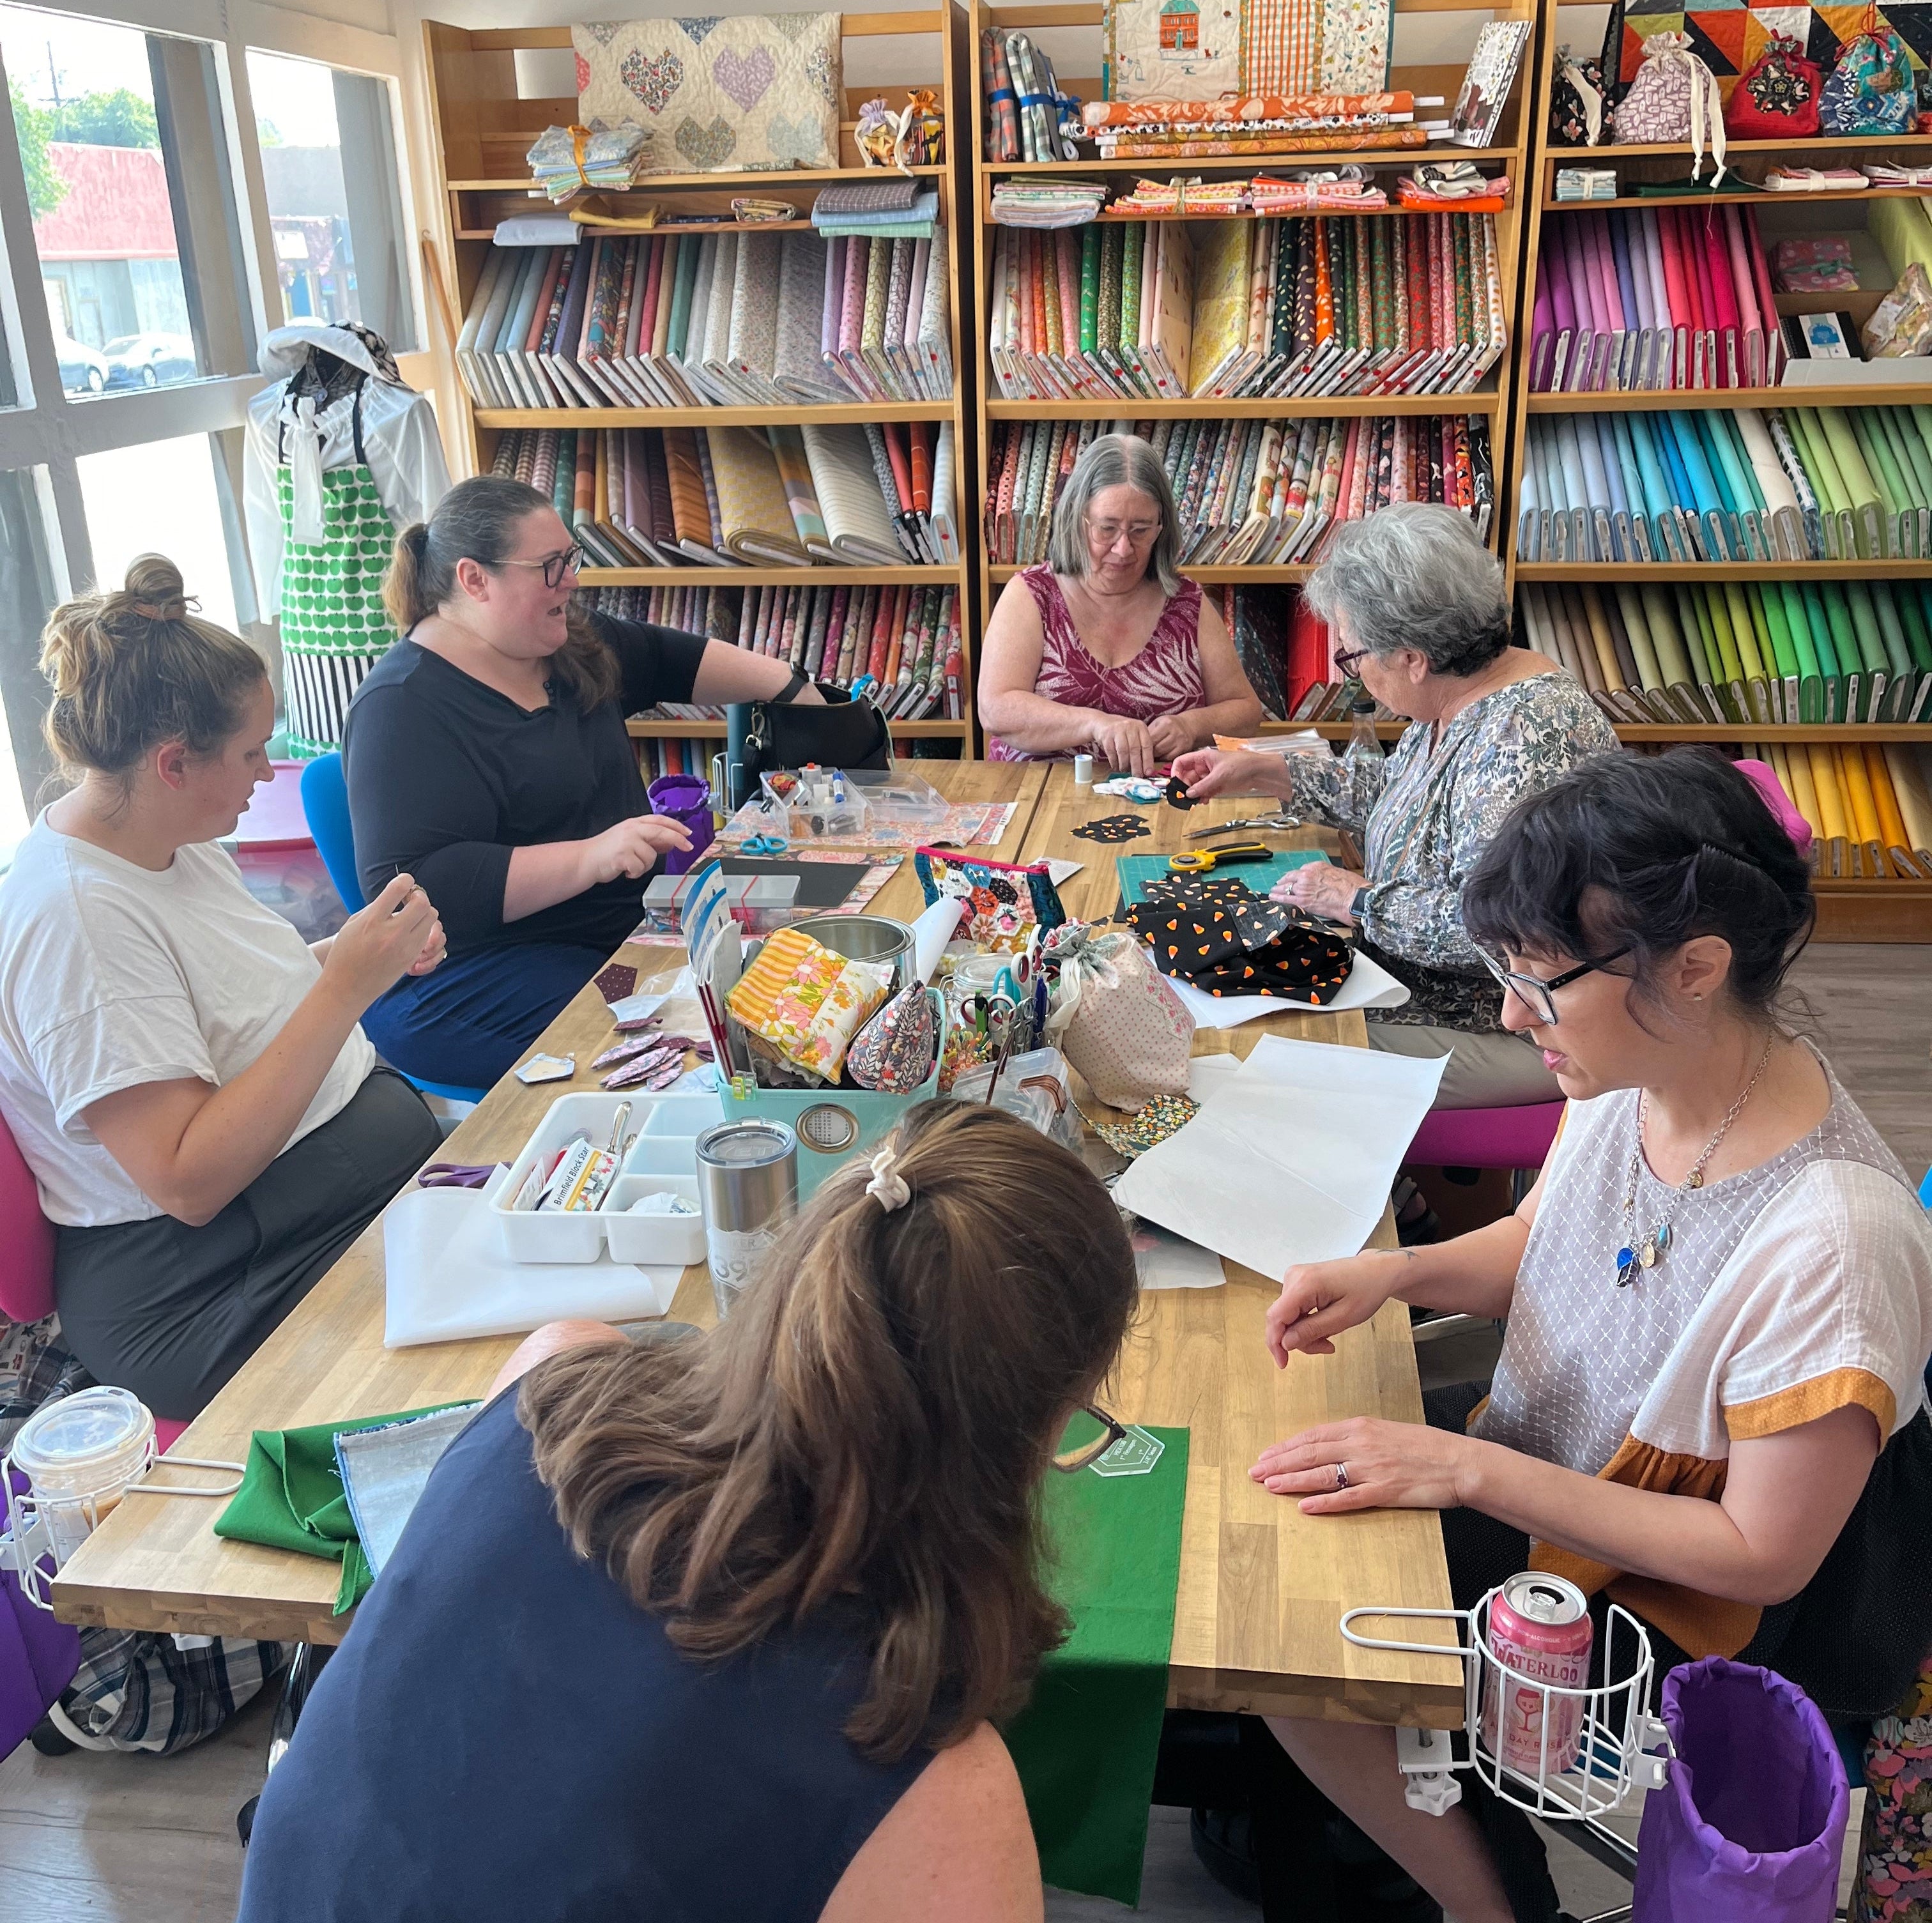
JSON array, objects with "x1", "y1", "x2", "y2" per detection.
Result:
[
  {"x1": 647, "y1": 774, "x2": 714, "y2": 877},
  {"x1": 1632, "y1": 1657, "x2": 1850, "y2": 1922},
  {"x1": 1, "y1": 1468, "x2": 81, "y2": 1755}
]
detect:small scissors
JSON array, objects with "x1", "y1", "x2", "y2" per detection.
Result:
[
  {"x1": 418, "y1": 1163, "x2": 499, "y2": 1190},
  {"x1": 1168, "y1": 841, "x2": 1276, "y2": 875},
  {"x1": 1186, "y1": 813, "x2": 1303, "y2": 838},
  {"x1": 740, "y1": 832, "x2": 789, "y2": 855},
  {"x1": 962, "y1": 992, "x2": 1018, "y2": 1042}
]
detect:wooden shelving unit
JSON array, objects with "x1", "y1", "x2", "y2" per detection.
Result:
[
  {"x1": 421, "y1": 10, "x2": 977, "y2": 762},
  {"x1": 1501, "y1": 6, "x2": 1932, "y2": 937},
  {"x1": 967, "y1": 0, "x2": 1538, "y2": 750}
]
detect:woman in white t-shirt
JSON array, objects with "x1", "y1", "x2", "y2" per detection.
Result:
[
  {"x1": 1250, "y1": 751, "x2": 1932, "y2": 1923},
  {"x1": 0, "y1": 556, "x2": 446, "y2": 1420}
]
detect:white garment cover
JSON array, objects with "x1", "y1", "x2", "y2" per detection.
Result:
[{"x1": 242, "y1": 322, "x2": 451, "y2": 610}]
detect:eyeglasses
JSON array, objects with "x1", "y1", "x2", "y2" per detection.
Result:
[
  {"x1": 496, "y1": 544, "x2": 585, "y2": 590},
  {"x1": 1333, "y1": 645, "x2": 1374, "y2": 677},
  {"x1": 1052, "y1": 1403, "x2": 1129, "y2": 1473},
  {"x1": 1476, "y1": 946, "x2": 1633, "y2": 1026},
  {"x1": 1084, "y1": 518, "x2": 1162, "y2": 549}
]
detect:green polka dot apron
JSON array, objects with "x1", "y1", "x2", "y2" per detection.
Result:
[{"x1": 275, "y1": 391, "x2": 397, "y2": 757}]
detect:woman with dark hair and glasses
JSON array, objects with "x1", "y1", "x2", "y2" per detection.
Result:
[
  {"x1": 239, "y1": 1102, "x2": 1140, "y2": 1922},
  {"x1": 1172, "y1": 505, "x2": 1616, "y2": 1110},
  {"x1": 344, "y1": 477, "x2": 821, "y2": 1087},
  {"x1": 1247, "y1": 750, "x2": 1932, "y2": 1923}
]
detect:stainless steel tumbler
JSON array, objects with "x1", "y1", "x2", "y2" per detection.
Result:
[{"x1": 694, "y1": 1120, "x2": 799, "y2": 1319}]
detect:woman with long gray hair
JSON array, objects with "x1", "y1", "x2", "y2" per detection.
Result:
[
  {"x1": 978, "y1": 433, "x2": 1262, "y2": 772},
  {"x1": 1174, "y1": 504, "x2": 1616, "y2": 1114}
]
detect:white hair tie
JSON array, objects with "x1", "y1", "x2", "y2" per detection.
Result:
[{"x1": 866, "y1": 1147, "x2": 911, "y2": 1214}]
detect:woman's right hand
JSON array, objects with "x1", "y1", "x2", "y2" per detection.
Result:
[
  {"x1": 1087, "y1": 713, "x2": 1157, "y2": 778},
  {"x1": 1265, "y1": 1250, "x2": 1409, "y2": 1365},
  {"x1": 1170, "y1": 746, "x2": 1290, "y2": 804},
  {"x1": 323, "y1": 873, "x2": 445, "y2": 1010},
  {"x1": 579, "y1": 814, "x2": 694, "y2": 888}
]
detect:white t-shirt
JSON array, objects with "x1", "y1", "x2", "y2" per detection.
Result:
[{"x1": 0, "y1": 817, "x2": 375, "y2": 1228}]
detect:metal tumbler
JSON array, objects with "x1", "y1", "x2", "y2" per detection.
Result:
[{"x1": 694, "y1": 1120, "x2": 799, "y2": 1320}]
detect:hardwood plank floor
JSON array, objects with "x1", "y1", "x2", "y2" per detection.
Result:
[{"x1": 4, "y1": 943, "x2": 1919, "y2": 1922}]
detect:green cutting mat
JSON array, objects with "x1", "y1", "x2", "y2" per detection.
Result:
[{"x1": 1116, "y1": 846, "x2": 1328, "y2": 908}]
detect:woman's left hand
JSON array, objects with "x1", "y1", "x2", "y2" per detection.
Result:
[
  {"x1": 1251, "y1": 1418, "x2": 1472, "y2": 1514},
  {"x1": 1274, "y1": 864, "x2": 1367, "y2": 923},
  {"x1": 406, "y1": 916, "x2": 448, "y2": 977},
  {"x1": 1147, "y1": 712, "x2": 1200, "y2": 762}
]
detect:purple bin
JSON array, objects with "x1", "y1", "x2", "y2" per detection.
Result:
[
  {"x1": 648, "y1": 774, "x2": 715, "y2": 877},
  {"x1": 1, "y1": 1469, "x2": 80, "y2": 1756}
]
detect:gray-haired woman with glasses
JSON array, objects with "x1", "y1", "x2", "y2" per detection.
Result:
[
  {"x1": 1172, "y1": 504, "x2": 1615, "y2": 1110},
  {"x1": 342, "y1": 477, "x2": 820, "y2": 1088},
  {"x1": 979, "y1": 433, "x2": 1262, "y2": 773}
]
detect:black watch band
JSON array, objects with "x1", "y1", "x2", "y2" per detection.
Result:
[
  {"x1": 1350, "y1": 886, "x2": 1371, "y2": 919},
  {"x1": 776, "y1": 667, "x2": 809, "y2": 703}
]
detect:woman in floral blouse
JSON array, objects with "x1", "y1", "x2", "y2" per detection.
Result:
[{"x1": 1172, "y1": 504, "x2": 1617, "y2": 1110}]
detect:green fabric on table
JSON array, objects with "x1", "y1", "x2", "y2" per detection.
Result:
[
  {"x1": 1116, "y1": 847, "x2": 1324, "y2": 909},
  {"x1": 1005, "y1": 1421, "x2": 1190, "y2": 1907},
  {"x1": 213, "y1": 1402, "x2": 472, "y2": 1614}
]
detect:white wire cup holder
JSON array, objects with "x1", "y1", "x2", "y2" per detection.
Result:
[
  {"x1": 1340, "y1": 1588, "x2": 1673, "y2": 1821},
  {"x1": 3, "y1": 1436, "x2": 243, "y2": 1613}
]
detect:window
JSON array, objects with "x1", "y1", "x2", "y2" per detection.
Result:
[
  {"x1": 0, "y1": 468, "x2": 56, "y2": 855},
  {"x1": 1, "y1": 4, "x2": 254, "y2": 394},
  {"x1": 247, "y1": 50, "x2": 415, "y2": 352},
  {"x1": 77, "y1": 434, "x2": 242, "y2": 632}
]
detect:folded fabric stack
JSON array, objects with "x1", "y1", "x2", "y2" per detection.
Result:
[
  {"x1": 1518, "y1": 577, "x2": 1932, "y2": 727},
  {"x1": 1531, "y1": 205, "x2": 1783, "y2": 394},
  {"x1": 988, "y1": 212, "x2": 1505, "y2": 402},
  {"x1": 1080, "y1": 91, "x2": 1416, "y2": 160},
  {"x1": 1248, "y1": 169, "x2": 1389, "y2": 213},
  {"x1": 1108, "y1": 177, "x2": 1252, "y2": 216},
  {"x1": 981, "y1": 27, "x2": 1078, "y2": 162},
  {"x1": 1517, "y1": 404, "x2": 1932, "y2": 564},
  {"x1": 811, "y1": 179, "x2": 940, "y2": 241},
  {"x1": 1125, "y1": 874, "x2": 1353, "y2": 1001},
  {"x1": 1866, "y1": 163, "x2": 1932, "y2": 188},
  {"x1": 1763, "y1": 167, "x2": 1869, "y2": 192},
  {"x1": 454, "y1": 229, "x2": 951, "y2": 410},
  {"x1": 526, "y1": 121, "x2": 652, "y2": 204},
  {"x1": 989, "y1": 180, "x2": 1109, "y2": 228},
  {"x1": 490, "y1": 419, "x2": 960, "y2": 572},
  {"x1": 1747, "y1": 741, "x2": 1932, "y2": 877},
  {"x1": 985, "y1": 412, "x2": 1494, "y2": 567},
  {"x1": 578, "y1": 576, "x2": 965, "y2": 722},
  {"x1": 1396, "y1": 162, "x2": 1510, "y2": 210}
]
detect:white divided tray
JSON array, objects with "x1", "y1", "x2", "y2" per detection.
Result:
[{"x1": 493, "y1": 1091, "x2": 724, "y2": 1267}]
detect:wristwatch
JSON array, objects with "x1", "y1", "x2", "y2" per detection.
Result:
[
  {"x1": 776, "y1": 667, "x2": 809, "y2": 703},
  {"x1": 1349, "y1": 886, "x2": 1371, "y2": 919}
]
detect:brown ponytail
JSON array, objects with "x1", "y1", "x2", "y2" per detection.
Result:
[
  {"x1": 40, "y1": 555, "x2": 268, "y2": 784},
  {"x1": 382, "y1": 475, "x2": 618, "y2": 708},
  {"x1": 519, "y1": 1101, "x2": 1140, "y2": 1762}
]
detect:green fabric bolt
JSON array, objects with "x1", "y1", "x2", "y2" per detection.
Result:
[
  {"x1": 1005, "y1": 1422, "x2": 1190, "y2": 1908},
  {"x1": 215, "y1": 1402, "x2": 473, "y2": 1614}
]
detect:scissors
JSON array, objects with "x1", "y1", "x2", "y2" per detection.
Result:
[
  {"x1": 1186, "y1": 813, "x2": 1303, "y2": 838},
  {"x1": 740, "y1": 832, "x2": 789, "y2": 855},
  {"x1": 418, "y1": 1163, "x2": 499, "y2": 1190},
  {"x1": 1168, "y1": 841, "x2": 1276, "y2": 875},
  {"x1": 961, "y1": 992, "x2": 1018, "y2": 1042}
]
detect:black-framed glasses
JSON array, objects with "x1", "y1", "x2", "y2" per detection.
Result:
[
  {"x1": 1333, "y1": 645, "x2": 1373, "y2": 677},
  {"x1": 1052, "y1": 1403, "x2": 1128, "y2": 1473},
  {"x1": 496, "y1": 544, "x2": 585, "y2": 590},
  {"x1": 1477, "y1": 946, "x2": 1633, "y2": 1026}
]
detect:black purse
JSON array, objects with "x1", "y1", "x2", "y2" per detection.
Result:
[{"x1": 719, "y1": 685, "x2": 892, "y2": 809}]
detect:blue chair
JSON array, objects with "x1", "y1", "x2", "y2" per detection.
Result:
[{"x1": 298, "y1": 755, "x2": 486, "y2": 1107}]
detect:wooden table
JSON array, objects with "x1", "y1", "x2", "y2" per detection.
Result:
[{"x1": 53, "y1": 759, "x2": 1461, "y2": 1728}]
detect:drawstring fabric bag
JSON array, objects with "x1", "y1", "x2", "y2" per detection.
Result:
[
  {"x1": 1612, "y1": 32, "x2": 1728, "y2": 180},
  {"x1": 1724, "y1": 35, "x2": 1823, "y2": 139},
  {"x1": 1819, "y1": 6, "x2": 1918, "y2": 135}
]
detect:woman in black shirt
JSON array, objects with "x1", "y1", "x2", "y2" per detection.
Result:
[{"x1": 344, "y1": 477, "x2": 818, "y2": 1088}]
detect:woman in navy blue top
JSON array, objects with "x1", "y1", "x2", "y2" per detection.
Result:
[
  {"x1": 343, "y1": 476, "x2": 820, "y2": 1087},
  {"x1": 237, "y1": 1101, "x2": 1140, "y2": 1922}
]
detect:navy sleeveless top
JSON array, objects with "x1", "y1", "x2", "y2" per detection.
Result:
[{"x1": 236, "y1": 1389, "x2": 931, "y2": 1922}]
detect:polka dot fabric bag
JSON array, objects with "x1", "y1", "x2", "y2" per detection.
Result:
[{"x1": 1039, "y1": 923, "x2": 1193, "y2": 1113}]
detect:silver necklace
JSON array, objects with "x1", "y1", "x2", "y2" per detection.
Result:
[{"x1": 1614, "y1": 1033, "x2": 1776, "y2": 1288}]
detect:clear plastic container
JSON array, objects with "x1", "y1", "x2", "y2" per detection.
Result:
[{"x1": 10, "y1": 1386, "x2": 155, "y2": 1567}]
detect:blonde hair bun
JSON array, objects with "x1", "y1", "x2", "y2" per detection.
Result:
[{"x1": 120, "y1": 553, "x2": 192, "y2": 624}]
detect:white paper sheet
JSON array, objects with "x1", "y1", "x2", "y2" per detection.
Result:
[
  {"x1": 911, "y1": 897, "x2": 967, "y2": 981},
  {"x1": 1045, "y1": 858, "x2": 1082, "y2": 885},
  {"x1": 1112, "y1": 1034, "x2": 1446, "y2": 1280},
  {"x1": 1128, "y1": 1218, "x2": 1226, "y2": 1289},
  {"x1": 1165, "y1": 947, "x2": 1411, "y2": 1029},
  {"x1": 383, "y1": 1177, "x2": 683, "y2": 1348}
]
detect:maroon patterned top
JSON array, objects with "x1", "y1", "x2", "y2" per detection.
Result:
[{"x1": 988, "y1": 566, "x2": 1208, "y2": 762}]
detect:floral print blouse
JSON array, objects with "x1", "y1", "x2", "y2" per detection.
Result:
[{"x1": 1282, "y1": 667, "x2": 1618, "y2": 1031}]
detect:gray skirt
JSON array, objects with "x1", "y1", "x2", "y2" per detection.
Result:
[{"x1": 55, "y1": 1068, "x2": 440, "y2": 1421}]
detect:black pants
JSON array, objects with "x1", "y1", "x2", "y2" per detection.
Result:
[{"x1": 55, "y1": 1069, "x2": 440, "y2": 1421}]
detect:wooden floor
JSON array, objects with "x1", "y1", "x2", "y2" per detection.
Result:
[{"x1": 3, "y1": 946, "x2": 1920, "y2": 1922}]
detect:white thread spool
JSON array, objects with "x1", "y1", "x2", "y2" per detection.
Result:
[{"x1": 1073, "y1": 753, "x2": 1094, "y2": 788}]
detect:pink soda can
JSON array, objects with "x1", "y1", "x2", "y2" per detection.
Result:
[{"x1": 1480, "y1": 1572, "x2": 1593, "y2": 1780}]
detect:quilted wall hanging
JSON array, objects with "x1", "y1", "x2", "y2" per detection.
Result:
[
  {"x1": 574, "y1": 13, "x2": 843, "y2": 173},
  {"x1": 1616, "y1": 0, "x2": 1932, "y2": 105},
  {"x1": 1103, "y1": 0, "x2": 1393, "y2": 102}
]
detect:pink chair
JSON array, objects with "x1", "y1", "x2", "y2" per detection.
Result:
[{"x1": 0, "y1": 1110, "x2": 185, "y2": 1455}]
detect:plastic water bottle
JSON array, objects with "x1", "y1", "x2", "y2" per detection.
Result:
[{"x1": 1343, "y1": 698, "x2": 1384, "y2": 825}]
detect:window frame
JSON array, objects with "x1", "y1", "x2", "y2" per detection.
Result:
[{"x1": 0, "y1": 0, "x2": 427, "y2": 603}]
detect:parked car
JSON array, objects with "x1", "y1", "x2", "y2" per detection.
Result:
[
  {"x1": 102, "y1": 333, "x2": 197, "y2": 389},
  {"x1": 55, "y1": 332, "x2": 108, "y2": 394}
]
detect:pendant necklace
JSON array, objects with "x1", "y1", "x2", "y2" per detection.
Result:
[{"x1": 1614, "y1": 1032, "x2": 1776, "y2": 1288}]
